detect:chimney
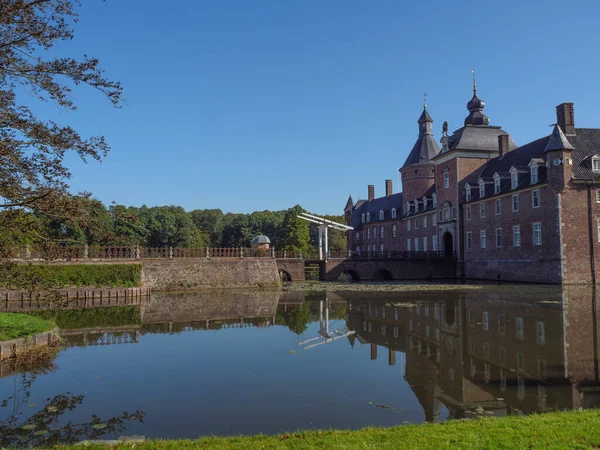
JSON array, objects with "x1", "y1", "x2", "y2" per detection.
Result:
[
  {"x1": 498, "y1": 134, "x2": 509, "y2": 158},
  {"x1": 385, "y1": 180, "x2": 393, "y2": 197},
  {"x1": 368, "y1": 185, "x2": 375, "y2": 201},
  {"x1": 556, "y1": 103, "x2": 575, "y2": 135}
]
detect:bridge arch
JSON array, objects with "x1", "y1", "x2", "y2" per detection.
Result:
[
  {"x1": 279, "y1": 269, "x2": 292, "y2": 282},
  {"x1": 338, "y1": 270, "x2": 360, "y2": 282},
  {"x1": 372, "y1": 269, "x2": 393, "y2": 281}
]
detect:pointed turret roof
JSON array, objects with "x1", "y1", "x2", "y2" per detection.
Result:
[
  {"x1": 344, "y1": 195, "x2": 354, "y2": 211},
  {"x1": 401, "y1": 106, "x2": 440, "y2": 168},
  {"x1": 545, "y1": 124, "x2": 575, "y2": 152}
]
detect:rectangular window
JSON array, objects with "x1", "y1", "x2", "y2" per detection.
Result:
[
  {"x1": 494, "y1": 178, "x2": 501, "y2": 194},
  {"x1": 479, "y1": 183, "x2": 485, "y2": 198},
  {"x1": 379, "y1": 243, "x2": 384, "y2": 256},
  {"x1": 356, "y1": 232, "x2": 360, "y2": 240},
  {"x1": 480, "y1": 203, "x2": 485, "y2": 218},
  {"x1": 483, "y1": 312, "x2": 489, "y2": 330},
  {"x1": 414, "y1": 218, "x2": 418, "y2": 230},
  {"x1": 517, "y1": 353, "x2": 525, "y2": 371},
  {"x1": 532, "y1": 189, "x2": 540, "y2": 208},
  {"x1": 466, "y1": 231, "x2": 473, "y2": 249},
  {"x1": 423, "y1": 216, "x2": 428, "y2": 228},
  {"x1": 498, "y1": 314, "x2": 506, "y2": 334},
  {"x1": 483, "y1": 343, "x2": 490, "y2": 358},
  {"x1": 444, "y1": 171, "x2": 449, "y2": 189},
  {"x1": 538, "y1": 359, "x2": 547, "y2": 379},
  {"x1": 425, "y1": 325, "x2": 430, "y2": 337},
  {"x1": 511, "y1": 172, "x2": 518, "y2": 189},
  {"x1": 392, "y1": 224, "x2": 397, "y2": 238},
  {"x1": 596, "y1": 189, "x2": 600, "y2": 203},
  {"x1": 355, "y1": 245, "x2": 360, "y2": 253},
  {"x1": 484, "y1": 363, "x2": 490, "y2": 382},
  {"x1": 512, "y1": 194, "x2": 519, "y2": 212},
  {"x1": 496, "y1": 198, "x2": 501, "y2": 215},
  {"x1": 467, "y1": 206, "x2": 472, "y2": 221},
  {"x1": 480, "y1": 229, "x2": 487, "y2": 249},
  {"x1": 516, "y1": 317, "x2": 524, "y2": 339},
  {"x1": 496, "y1": 228, "x2": 503, "y2": 248},
  {"x1": 373, "y1": 227, "x2": 377, "y2": 239},
  {"x1": 533, "y1": 223, "x2": 542, "y2": 245},
  {"x1": 597, "y1": 219, "x2": 600, "y2": 243},
  {"x1": 432, "y1": 213, "x2": 436, "y2": 226},
  {"x1": 423, "y1": 236, "x2": 428, "y2": 252},
  {"x1": 434, "y1": 304, "x2": 440, "y2": 320},
  {"x1": 414, "y1": 238, "x2": 419, "y2": 252},
  {"x1": 380, "y1": 226, "x2": 384, "y2": 239},
  {"x1": 513, "y1": 225, "x2": 521, "y2": 247},
  {"x1": 393, "y1": 306, "x2": 398, "y2": 320},
  {"x1": 372, "y1": 243, "x2": 376, "y2": 253},
  {"x1": 368, "y1": 228, "x2": 371, "y2": 239},
  {"x1": 432, "y1": 235, "x2": 438, "y2": 251},
  {"x1": 536, "y1": 321, "x2": 545, "y2": 345},
  {"x1": 470, "y1": 338, "x2": 475, "y2": 353},
  {"x1": 407, "y1": 239, "x2": 411, "y2": 251},
  {"x1": 594, "y1": 159, "x2": 600, "y2": 171},
  {"x1": 408, "y1": 220, "x2": 411, "y2": 231},
  {"x1": 466, "y1": 187, "x2": 471, "y2": 202},
  {"x1": 500, "y1": 347, "x2": 506, "y2": 364},
  {"x1": 531, "y1": 166, "x2": 538, "y2": 184}
]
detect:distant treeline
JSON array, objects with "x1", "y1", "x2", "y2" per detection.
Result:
[{"x1": 4, "y1": 199, "x2": 346, "y2": 254}]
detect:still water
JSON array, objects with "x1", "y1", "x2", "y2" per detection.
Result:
[{"x1": 1, "y1": 285, "x2": 599, "y2": 447}]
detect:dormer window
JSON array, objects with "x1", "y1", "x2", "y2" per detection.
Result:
[
  {"x1": 432, "y1": 193, "x2": 437, "y2": 208},
  {"x1": 366, "y1": 212, "x2": 370, "y2": 222},
  {"x1": 531, "y1": 166, "x2": 539, "y2": 184},
  {"x1": 422, "y1": 197, "x2": 427, "y2": 209},
  {"x1": 465, "y1": 184, "x2": 471, "y2": 202},
  {"x1": 407, "y1": 201, "x2": 411, "y2": 214},
  {"x1": 494, "y1": 176, "x2": 501, "y2": 194},
  {"x1": 479, "y1": 182, "x2": 485, "y2": 199},
  {"x1": 593, "y1": 156, "x2": 600, "y2": 172},
  {"x1": 361, "y1": 213, "x2": 365, "y2": 223},
  {"x1": 511, "y1": 172, "x2": 518, "y2": 190},
  {"x1": 379, "y1": 210, "x2": 384, "y2": 220},
  {"x1": 391, "y1": 208, "x2": 396, "y2": 219}
]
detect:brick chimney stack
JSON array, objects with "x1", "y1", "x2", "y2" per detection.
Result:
[
  {"x1": 368, "y1": 185, "x2": 375, "y2": 201},
  {"x1": 385, "y1": 180, "x2": 393, "y2": 197},
  {"x1": 498, "y1": 134, "x2": 509, "y2": 158},
  {"x1": 556, "y1": 103, "x2": 575, "y2": 135}
]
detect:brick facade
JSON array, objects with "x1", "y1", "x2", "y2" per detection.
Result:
[{"x1": 345, "y1": 96, "x2": 600, "y2": 284}]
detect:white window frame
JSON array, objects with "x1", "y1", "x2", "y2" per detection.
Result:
[
  {"x1": 466, "y1": 231, "x2": 472, "y2": 249},
  {"x1": 480, "y1": 229, "x2": 487, "y2": 249},
  {"x1": 496, "y1": 228, "x2": 503, "y2": 248},
  {"x1": 432, "y1": 235, "x2": 438, "y2": 251},
  {"x1": 482, "y1": 312, "x2": 489, "y2": 331},
  {"x1": 380, "y1": 225, "x2": 384, "y2": 239},
  {"x1": 495, "y1": 198, "x2": 501, "y2": 215},
  {"x1": 432, "y1": 213, "x2": 436, "y2": 226},
  {"x1": 379, "y1": 243, "x2": 384, "y2": 256},
  {"x1": 498, "y1": 314, "x2": 506, "y2": 335},
  {"x1": 444, "y1": 169, "x2": 449, "y2": 189},
  {"x1": 533, "y1": 222, "x2": 542, "y2": 245},
  {"x1": 512, "y1": 194, "x2": 519, "y2": 212},
  {"x1": 392, "y1": 224, "x2": 397, "y2": 238},
  {"x1": 513, "y1": 225, "x2": 521, "y2": 247},
  {"x1": 532, "y1": 189, "x2": 540, "y2": 208},
  {"x1": 516, "y1": 317, "x2": 524, "y2": 339},
  {"x1": 391, "y1": 208, "x2": 396, "y2": 219},
  {"x1": 511, "y1": 172, "x2": 518, "y2": 190},
  {"x1": 465, "y1": 184, "x2": 471, "y2": 202},
  {"x1": 423, "y1": 236, "x2": 428, "y2": 252},
  {"x1": 479, "y1": 182, "x2": 485, "y2": 198},
  {"x1": 367, "y1": 228, "x2": 371, "y2": 239},
  {"x1": 407, "y1": 219, "x2": 411, "y2": 231},
  {"x1": 480, "y1": 203, "x2": 485, "y2": 218},
  {"x1": 355, "y1": 231, "x2": 360, "y2": 240},
  {"x1": 466, "y1": 206, "x2": 471, "y2": 221},
  {"x1": 494, "y1": 176, "x2": 501, "y2": 194},
  {"x1": 414, "y1": 238, "x2": 419, "y2": 252},
  {"x1": 536, "y1": 321, "x2": 545, "y2": 345},
  {"x1": 407, "y1": 239, "x2": 411, "y2": 251},
  {"x1": 423, "y1": 216, "x2": 428, "y2": 228},
  {"x1": 361, "y1": 213, "x2": 365, "y2": 223},
  {"x1": 379, "y1": 210, "x2": 384, "y2": 220},
  {"x1": 593, "y1": 157, "x2": 600, "y2": 172},
  {"x1": 531, "y1": 165, "x2": 539, "y2": 184},
  {"x1": 596, "y1": 189, "x2": 600, "y2": 203},
  {"x1": 366, "y1": 212, "x2": 370, "y2": 222},
  {"x1": 432, "y1": 193, "x2": 437, "y2": 208}
]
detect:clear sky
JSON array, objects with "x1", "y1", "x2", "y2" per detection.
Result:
[{"x1": 40, "y1": 0, "x2": 600, "y2": 215}]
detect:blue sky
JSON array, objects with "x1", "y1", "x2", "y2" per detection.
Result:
[{"x1": 39, "y1": 0, "x2": 600, "y2": 214}]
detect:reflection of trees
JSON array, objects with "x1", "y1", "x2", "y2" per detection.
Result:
[
  {"x1": 0, "y1": 356, "x2": 144, "y2": 448},
  {"x1": 276, "y1": 304, "x2": 311, "y2": 335}
]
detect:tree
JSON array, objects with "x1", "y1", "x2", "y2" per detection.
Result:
[
  {"x1": 189, "y1": 209, "x2": 224, "y2": 247},
  {"x1": 0, "y1": 0, "x2": 123, "y2": 255},
  {"x1": 280, "y1": 205, "x2": 311, "y2": 253}
]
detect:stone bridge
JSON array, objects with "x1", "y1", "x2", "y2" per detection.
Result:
[{"x1": 276, "y1": 257, "x2": 456, "y2": 282}]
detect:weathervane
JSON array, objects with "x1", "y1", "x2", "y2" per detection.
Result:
[
  {"x1": 472, "y1": 69, "x2": 477, "y2": 93},
  {"x1": 423, "y1": 92, "x2": 428, "y2": 109}
]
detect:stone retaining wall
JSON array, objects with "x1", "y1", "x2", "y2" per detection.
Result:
[{"x1": 0, "y1": 328, "x2": 59, "y2": 361}]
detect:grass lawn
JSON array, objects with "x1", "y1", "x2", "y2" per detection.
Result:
[
  {"x1": 50, "y1": 410, "x2": 600, "y2": 449},
  {"x1": 0, "y1": 312, "x2": 55, "y2": 341}
]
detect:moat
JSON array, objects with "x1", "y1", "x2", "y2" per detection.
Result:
[{"x1": 1, "y1": 284, "x2": 598, "y2": 447}]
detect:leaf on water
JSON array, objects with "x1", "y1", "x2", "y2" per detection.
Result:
[
  {"x1": 285, "y1": 350, "x2": 298, "y2": 355},
  {"x1": 27, "y1": 403, "x2": 37, "y2": 408},
  {"x1": 496, "y1": 398, "x2": 505, "y2": 401},
  {"x1": 46, "y1": 406, "x2": 58, "y2": 413},
  {"x1": 33, "y1": 430, "x2": 48, "y2": 436},
  {"x1": 375, "y1": 405, "x2": 394, "y2": 409},
  {"x1": 21, "y1": 425, "x2": 36, "y2": 430},
  {"x1": 91, "y1": 423, "x2": 107, "y2": 430},
  {"x1": 367, "y1": 401, "x2": 374, "y2": 405}
]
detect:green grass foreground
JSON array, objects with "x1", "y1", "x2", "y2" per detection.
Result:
[
  {"x1": 51, "y1": 410, "x2": 600, "y2": 450},
  {"x1": 0, "y1": 312, "x2": 55, "y2": 341}
]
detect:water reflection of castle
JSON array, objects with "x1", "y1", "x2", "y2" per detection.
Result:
[{"x1": 345, "y1": 287, "x2": 600, "y2": 421}]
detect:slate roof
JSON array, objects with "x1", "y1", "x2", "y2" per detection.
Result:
[
  {"x1": 565, "y1": 128, "x2": 600, "y2": 180},
  {"x1": 251, "y1": 235, "x2": 271, "y2": 244},
  {"x1": 344, "y1": 195, "x2": 354, "y2": 211},
  {"x1": 443, "y1": 125, "x2": 518, "y2": 154},
  {"x1": 460, "y1": 135, "x2": 551, "y2": 204},
  {"x1": 545, "y1": 124, "x2": 575, "y2": 152},
  {"x1": 402, "y1": 107, "x2": 440, "y2": 167},
  {"x1": 351, "y1": 193, "x2": 404, "y2": 228}
]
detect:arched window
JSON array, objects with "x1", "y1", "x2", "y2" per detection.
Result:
[
  {"x1": 422, "y1": 196, "x2": 427, "y2": 209},
  {"x1": 379, "y1": 210, "x2": 384, "y2": 220},
  {"x1": 361, "y1": 213, "x2": 365, "y2": 223},
  {"x1": 391, "y1": 208, "x2": 396, "y2": 219},
  {"x1": 432, "y1": 193, "x2": 437, "y2": 208},
  {"x1": 479, "y1": 181, "x2": 485, "y2": 198},
  {"x1": 366, "y1": 212, "x2": 370, "y2": 222},
  {"x1": 465, "y1": 184, "x2": 471, "y2": 202}
]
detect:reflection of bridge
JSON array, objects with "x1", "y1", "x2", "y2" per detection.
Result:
[{"x1": 60, "y1": 326, "x2": 141, "y2": 347}]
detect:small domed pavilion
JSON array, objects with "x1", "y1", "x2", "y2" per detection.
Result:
[{"x1": 250, "y1": 234, "x2": 271, "y2": 250}]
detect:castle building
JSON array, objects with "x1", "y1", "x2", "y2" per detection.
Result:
[{"x1": 344, "y1": 86, "x2": 600, "y2": 284}]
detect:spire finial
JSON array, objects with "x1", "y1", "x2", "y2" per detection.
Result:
[
  {"x1": 472, "y1": 69, "x2": 477, "y2": 94},
  {"x1": 423, "y1": 92, "x2": 428, "y2": 109}
]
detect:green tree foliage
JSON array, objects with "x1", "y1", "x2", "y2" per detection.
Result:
[
  {"x1": 280, "y1": 205, "x2": 311, "y2": 253},
  {"x1": 276, "y1": 303, "x2": 311, "y2": 335},
  {"x1": 190, "y1": 209, "x2": 224, "y2": 247}
]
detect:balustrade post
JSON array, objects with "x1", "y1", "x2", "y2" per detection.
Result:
[
  {"x1": 83, "y1": 244, "x2": 89, "y2": 260},
  {"x1": 283, "y1": 250, "x2": 286, "y2": 259},
  {"x1": 169, "y1": 246, "x2": 173, "y2": 259},
  {"x1": 136, "y1": 246, "x2": 140, "y2": 259},
  {"x1": 206, "y1": 247, "x2": 209, "y2": 259},
  {"x1": 240, "y1": 247, "x2": 243, "y2": 258},
  {"x1": 25, "y1": 244, "x2": 31, "y2": 260}
]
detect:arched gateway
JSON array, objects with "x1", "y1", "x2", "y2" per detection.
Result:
[{"x1": 443, "y1": 232, "x2": 453, "y2": 257}]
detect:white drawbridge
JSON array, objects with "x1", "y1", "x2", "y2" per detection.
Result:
[
  {"x1": 298, "y1": 298, "x2": 355, "y2": 350},
  {"x1": 297, "y1": 212, "x2": 353, "y2": 261}
]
